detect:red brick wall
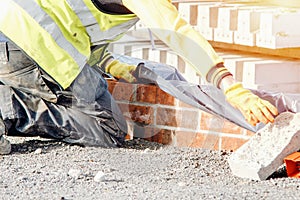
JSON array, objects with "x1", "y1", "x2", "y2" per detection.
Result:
[{"x1": 107, "y1": 80, "x2": 254, "y2": 151}]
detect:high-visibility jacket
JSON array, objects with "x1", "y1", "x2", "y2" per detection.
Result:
[{"x1": 0, "y1": 0, "x2": 138, "y2": 89}]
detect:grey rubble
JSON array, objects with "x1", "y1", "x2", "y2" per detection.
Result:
[
  {"x1": 0, "y1": 135, "x2": 300, "y2": 200},
  {"x1": 229, "y1": 112, "x2": 300, "y2": 180}
]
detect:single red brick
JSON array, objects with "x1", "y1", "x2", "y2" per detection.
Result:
[
  {"x1": 178, "y1": 109, "x2": 200, "y2": 130},
  {"x1": 151, "y1": 131, "x2": 162, "y2": 143},
  {"x1": 110, "y1": 82, "x2": 136, "y2": 101},
  {"x1": 246, "y1": 130, "x2": 256, "y2": 137},
  {"x1": 222, "y1": 120, "x2": 245, "y2": 134},
  {"x1": 200, "y1": 111, "x2": 248, "y2": 135},
  {"x1": 172, "y1": 131, "x2": 219, "y2": 150},
  {"x1": 129, "y1": 105, "x2": 154, "y2": 124},
  {"x1": 156, "y1": 107, "x2": 178, "y2": 127},
  {"x1": 200, "y1": 133, "x2": 220, "y2": 151},
  {"x1": 200, "y1": 111, "x2": 222, "y2": 131},
  {"x1": 143, "y1": 126, "x2": 160, "y2": 140},
  {"x1": 172, "y1": 131, "x2": 199, "y2": 147},
  {"x1": 148, "y1": 129, "x2": 172, "y2": 145},
  {"x1": 160, "y1": 129, "x2": 173, "y2": 145},
  {"x1": 107, "y1": 80, "x2": 117, "y2": 94},
  {"x1": 136, "y1": 84, "x2": 157, "y2": 104},
  {"x1": 178, "y1": 100, "x2": 195, "y2": 108},
  {"x1": 190, "y1": 132, "x2": 208, "y2": 148},
  {"x1": 156, "y1": 88, "x2": 177, "y2": 106},
  {"x1": 220, "y1": 136, "x2": 249, "y2": 151},
  {"x1": 117, "y1": 103, "x2": 132, "y2": 120}
]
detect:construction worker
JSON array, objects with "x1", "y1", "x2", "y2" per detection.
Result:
[{"x1": 0, "y1": 0, "x2": 278, "y2": 154}]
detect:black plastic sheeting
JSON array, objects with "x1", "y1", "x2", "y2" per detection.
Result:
[{"x1": 114, "y1": 53, "x2": 300, "y2": 133}]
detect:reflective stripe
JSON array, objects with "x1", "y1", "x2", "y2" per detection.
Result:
[
  {"x1": 69, "y1": 0, "x2": 138, "y2": 45},
  {"x1": 0, "y1": 1, "x2": 82, "y2": 88},
  {"x1": 0, "y1": 0, "x2": 138, "y2": 88},
  {"x1": 15, "y1": 0, "x2": 88, "y2": 69}
]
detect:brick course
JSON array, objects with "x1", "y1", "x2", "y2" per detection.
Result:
[{"x1": 107, "y1": 80, "x2": 253, "y2": 151}]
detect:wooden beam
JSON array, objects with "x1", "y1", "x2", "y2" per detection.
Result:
[{"x1": 209, "y1": 41, "x2": 300, "y2": 60}]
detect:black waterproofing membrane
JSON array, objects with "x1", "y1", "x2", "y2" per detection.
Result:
[{"x1": 115, "y1": 54, "x2": 300, "y2": 133}]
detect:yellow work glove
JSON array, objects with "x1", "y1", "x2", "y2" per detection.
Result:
[
  {"x1": 105, "y1": 60, "x2": 137, "y2": 83},
  {"x1": 224, "y1": 82, "x2": 278, "y2": 126}
]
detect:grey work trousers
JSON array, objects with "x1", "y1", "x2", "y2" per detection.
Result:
[{"x1": 0, "y1": 41, "x2": 127, "y2": 148}]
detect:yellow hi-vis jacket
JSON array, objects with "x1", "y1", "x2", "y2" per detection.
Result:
[{"x1": 0, "y1": 0, "x2": 138, "y2": 89}]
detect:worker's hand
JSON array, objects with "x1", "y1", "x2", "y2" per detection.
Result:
[
  {"x1": 105, "y1": 60, "x2": 137, "y2": 83},
  {"x1": 224, "y1": 82, "x2": 278, "y2": 126}
]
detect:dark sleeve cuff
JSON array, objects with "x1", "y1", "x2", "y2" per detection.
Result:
[{"x1": 206, "y1": 62, "x2": 233, "y2": 89}]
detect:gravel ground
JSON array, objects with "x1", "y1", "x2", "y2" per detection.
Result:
[{"x1": 1, "y1": 136, "x2": 300, "y2": 200}]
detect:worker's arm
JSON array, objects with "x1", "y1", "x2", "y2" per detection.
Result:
[
  {"x1": 122, "y1": 0, "x2": 224, "y2": 82},
  {"x1": 98, "y1": 50, "x2": 137, "y2": 83},
  {"x1": 122, "y1": 0, "x2": 278, "y2": 125}
]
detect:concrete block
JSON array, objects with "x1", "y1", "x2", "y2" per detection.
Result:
[
  {"x1": 256, "y1": 33, "x2": 300, "y2": 49},
  {"x1": 197, "y1": 3, "x2": 220, "y2": 28},
  {"x1": 234, "y1": 31, "x2": 256, "y2": 46},
  {"x1": 242, "y1": 60, "x2": 300, "y2": 85},
  {"x1": 244, "y1": 82, "x2": 300, "y2": 94},
  {"x1": 260, "y1": 10, "x2": 300, "y2": 36},
  {"x1": 195, "y1": 27, "x2": 214, "y2": 41},
  {"x1": 148, "y1": 49, "x2": 161, "y2": 63},
  {"x1": 182, "y1": 62, "x2": 201, "y2": 85},
  {"x1": 236, "y1": 8, "x2": 261, "y2": 33},
  {"x1": 130, "y1": 47, "x2": 143, "y2": 60},
  {"x1": 214, "y1": 28, "x2": 234, "y2": 43},
  {"x1": 228, "y1": 112, "x2": 300, "y2": 180},
  {"x1": 178, "y1": 2, "x2": 200, "y2": 25},
  {"x1": 223, "y1": 56, "x2": 262, "y2": 81},
  {"x1": 166, "y1": 51, "x2": 179, "y2": 69},
  {"x1": 217, "y1": 6, "x2": 239, "y2": 31}
]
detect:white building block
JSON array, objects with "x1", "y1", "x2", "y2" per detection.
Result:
[
  {"x1": 148, "y1": 49, "x2": 161, "y2": 63},
  {"x1": 224, "y1": 56, "x2": 262, "y2": 81},
  {"x1": 260, "y1": 10, "x2": 300, "y2": 37},
  {"x1": 242, "y1": 60, "x2": 300, "y2": 85},
  {"x1": 256, "y1": 33, "x2": 300, "y2": 49},
  {"x1": 182, "y1": 62, "x2": 201, "y2": 85},
  {"x1": 245, "y1": 82, "x2": 300, "y2": 93},
  {"x1": 166, "y1": 51, "x2": 179, "y2": 69},
  {"x1": 197, "y1": 3, "x2": 221, "y2": 29},
  {"x1": 236, "y1": 8, "x2": 261, "y2": 33},
  {"x1": 194, "y1": 26, "x2": 214, "y2": 41},
  {"x1": 217, "y1": 6, "x2": 239, "y2": 31},
  {"x1": 214, "y1": 28, "x2": 234, "y2": 43},
  {"x1": 178, "y1": 2, "x2": 201, "y2": 26},
  {"x1": 234, "y1": 31, "x2": 256, "y2": 46},
  {"x1": 110, "y1": 43, "x2": 127, "y2": 55},
  {"x1": 229, "y1": 112, "x2": 300, "y2": 180},
  {"x1": 130, "y1": 46, "x2": 144, "y2": 60}
]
